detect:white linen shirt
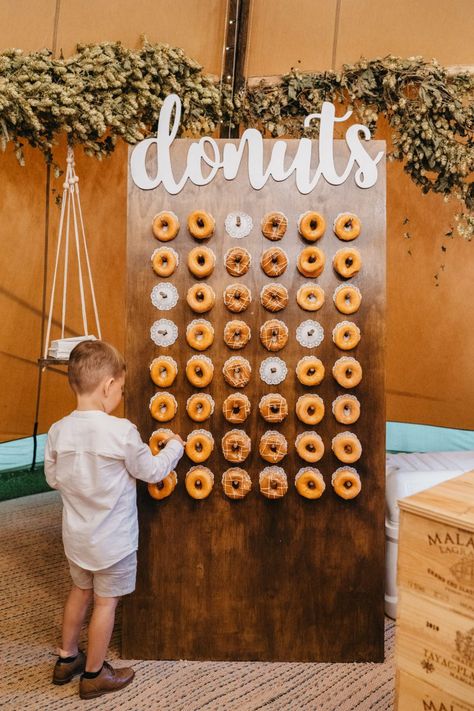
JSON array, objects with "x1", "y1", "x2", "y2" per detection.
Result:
[{"x1": 44, "y1": 410, "x2": 184, "y2": 570}]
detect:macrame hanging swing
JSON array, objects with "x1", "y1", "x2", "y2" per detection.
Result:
[{"x1": 43, "y1": 146, "x2": 101, "y2": 360}]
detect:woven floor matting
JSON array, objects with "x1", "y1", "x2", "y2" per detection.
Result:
[{"x1": 0, "y1": 491, "x2": 395, "y2": 710}]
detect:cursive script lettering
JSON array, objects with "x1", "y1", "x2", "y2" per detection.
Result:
[{"x1": 130, "y1": 94, "x2": 384, "y2": 194}]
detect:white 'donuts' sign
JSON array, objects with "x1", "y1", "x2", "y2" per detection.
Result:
[{"x1": 130, "y1": 94, "x2": 384, "y2": 195}]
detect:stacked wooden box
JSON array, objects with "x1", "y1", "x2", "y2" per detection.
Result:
[{"x1": 395, "y1": 470, "x2": 474, "y2": 711}]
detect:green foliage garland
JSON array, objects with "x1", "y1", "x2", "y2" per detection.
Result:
[
  {"x1": 0, "y1": 44, "x2": 472, "y2": 237},
  {"x1": 236, "y1": 56, "x2": 473, "y2": 238}
]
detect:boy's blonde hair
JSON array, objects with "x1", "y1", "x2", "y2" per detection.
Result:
[{"x1": 68, "y1": 340, "x2": 126, "y2": 394}]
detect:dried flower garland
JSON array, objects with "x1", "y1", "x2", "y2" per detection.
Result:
[
  {"x1": 0, "y1": 40, "x2": 231, "y2": 163},
  {"x1": 0, "y1": 44, "x2": 472, "y2": 236}
]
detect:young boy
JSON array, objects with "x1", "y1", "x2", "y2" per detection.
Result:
[{"x1": 44, "y1": 340, "x2": 184, "y2": 700}]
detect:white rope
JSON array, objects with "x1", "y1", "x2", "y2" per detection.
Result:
[
  {"x1": 75, "y1": 176, "x2": 102, "y2": 339},
  {"x1": 61, "y1": 162, "x2": 72, "y2": 339},
  {"x1": 68, "y1": 150, "x2": 88, "y2": 335},
  {"x1": 43, "y1": 146, "x2": 102, "y2": 357},
  {"x1": 43, "y1": 164, "x2": 69, "y2": 358}
]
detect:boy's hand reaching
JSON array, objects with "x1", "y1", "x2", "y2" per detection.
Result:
[{"x1": 169, "y1": 434, "x2": 185, "y2": 447}]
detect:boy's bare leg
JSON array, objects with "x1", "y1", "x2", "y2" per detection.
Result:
[
  {"x1": 59, "y1": 585, "x2": 93, "y2": 657},
  {"x1": 85, "y1": 595, "x2": 120, "y2": 672}
]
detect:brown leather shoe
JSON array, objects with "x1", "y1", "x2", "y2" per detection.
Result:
[
  {"x1": 79, "y1": 661, "x2": 135, "y2": 699},
  {"x1": 52, "y1": 650, "x2": 86, "y2": 685}
]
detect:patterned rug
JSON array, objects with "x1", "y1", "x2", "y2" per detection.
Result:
[{"x1": 0, "y1": 492, "x2": 395, "y2": 710}]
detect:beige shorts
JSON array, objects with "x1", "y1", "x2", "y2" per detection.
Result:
[{"x1": 67, "y1": 551, "x2": 137, "y2": 598}]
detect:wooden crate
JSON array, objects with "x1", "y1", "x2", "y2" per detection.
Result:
[
  {"x1": 395, "y1": 473, "x2": 474, "y2": 709},
  {"x1": 396, "y1": 669, "x2": 474, "y2": 711},
  {"x1": 397, "y1": 471, "x2": 474, "y2": 616},
  {"x1": 396, "y1": 589, "x2": 474, "y2": 703}
]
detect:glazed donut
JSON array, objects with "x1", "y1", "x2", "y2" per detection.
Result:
[
  {"x1": 296, "y1": 356, "x2": 325, "y2": 387},
  {"x1": 222, "y1": 393, "x2": 251, "y2": 423},
  {"x1": 222, "y1": 356, "x2": 251, "y2": 388},
  {"x1": 259, "y1": 393, "x2": 288, "y2": 423},
  {"x1": 332, "y1": 394, "x2": 360, "y2": 425},
  {"x1": 333, "y1": 248, "x2": 362, "y2": 278},
  {"x1": 332, "y1": 466, "x2": 361, "y2": 500},
  {"x1": 186, "y1": 319, "x2": 214, "y2": 351},
  {"x1": 148, "y1": 471, "x2": 177, "y2": 500},
  {"x1": 259, "y1": 430, "x2": 288, "y2": 463},
  {"x1": 298, "y1": 211, "x2": 326, "y2": 242},
  {"x1": 151, "y1": 247, "x2": 179, "y2": 277},
  {"x1": 187, "y1": 210, "x2": 215, "y2": 240},
  {"x1": 225, "y1": 247, "x2": 251, "y2": 277},
  {"x1": 186, "y1": 393, "x2": 215, "y2": 422},
  {"x1": 295, "y1": 431, "x2": 324, "y2": 463},
  {"x1": 295, "y1": 394, "x2": 325, "y2": 426},
  {"x1": 222, "y1": 467, "x2": 252, "y2": 499},
  {"x1": 149, "y1": 356, "x2": 177, "y2": 388},
  {"x1": 297, "y1": 246, "x2": 325, "y2": 277},
  {"x1": 185, "y1": 465, "x2": 214, "y2": 499},
  {"x1": 334, "y1": 213, "x2": 361, "y2": 241},
  {"x1": 259, "y1": 466, "x2": 288, "y2": 499},
  {"x1": 186, "y1": 355, "x2": 214, "y2": 388},
  {"x1": 149, "y1": 392, "x2": 177, "y2": 422},
  {"x1": 296, "y1": 283, "x2": 325, "y2": 312},
  {"x1": 224, "y1": 284, "x2": 251, "y2": 313},
  {"x1": 260, "y1": 283, "x2": 289, "y2": 312},
  {"x1": 261, "y1": 247, "x2": 288, "y2": 277},
  {"x1": 332, "y1": 321, "x2": 361, "y2": 350},
  {"x1": 224, "y1": 320, "x2": 251, "y2": 350},
  {"x1": 261, "y1": 211, "x2": 288, "y2": 241},
  {"x1": 187, "y1": 246, "x2": 216, "y2": 278},
  {"x1": 333, "y1": 284, "x2": 362, "y2": 315},
  {"x1": 332, "y1": 431, "x2": 362, "y2": 464},
  {"x1": 185, "y1": 429, "x2": 214, "y2": 463},
  {"x1": 186, "y1": 284, "x2": 216, "y2": 313},
  {"x1": 260, "y1": 319, "x2": 288, "y2": 352},
  {"x1": 295, "y1": 468, "x2": 325, "y2": 500},
  {"x1": 332, "y1": 356, "x2": 362, "y2": 388},
  {"x1": 222, "y1": 429, "x2": 251, "y2": 463},
  {"x1": 148, "y1": 428, "x2": 174, "y2": 455},
  {"x1": 152, "y1": 211, "x2": 179, "y2": 242}
]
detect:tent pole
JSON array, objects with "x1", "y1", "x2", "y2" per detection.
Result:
[
  {"x1": 31, "y1": 2, "x2": 61, "y2": 471},
  {"x1": 31, "y1": 162, "x2": 51, "y2": 471},
  {"x1": 219, "y1": 0, "x2": 252, "y2": 139}
]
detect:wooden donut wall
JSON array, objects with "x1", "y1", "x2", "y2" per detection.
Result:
[{"x1": 123, "y1": 139, "x2": 386, "y2": 662}]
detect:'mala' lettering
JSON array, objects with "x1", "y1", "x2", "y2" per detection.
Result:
[{"x1": 423, "y1": 701, "x2": 454, "y2": 711}]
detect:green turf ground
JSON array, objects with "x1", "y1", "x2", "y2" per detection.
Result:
[{"x1": 0, "y1": 465, "x2": 52, "y2": 502}]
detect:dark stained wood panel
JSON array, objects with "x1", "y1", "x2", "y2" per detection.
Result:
[{"x1": 123, "y1": 139, "x2": 386, "y2": 662}]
